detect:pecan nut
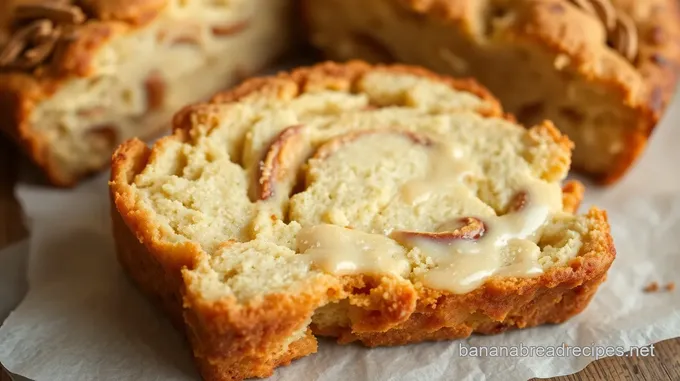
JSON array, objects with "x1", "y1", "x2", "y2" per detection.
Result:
[
  {"x1": 391, "y1": 217, "x2": 487, "y2": 244},
  {"x1": 0, "y1": 1, "x2": 86, "y2": 70},
  {"x1": 0, "y1": 20, "x2": 52, "y2": 67},
  {"x1": 613, "y1": 12, "x2": 638, "y2": 62},
  {"x1": 568, "y1": 0, "x2": 638, "y2": 62}
]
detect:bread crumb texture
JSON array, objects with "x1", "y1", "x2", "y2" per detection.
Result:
[{"x1": 110, "y1": 62, "x2": 616, "y2": 381}]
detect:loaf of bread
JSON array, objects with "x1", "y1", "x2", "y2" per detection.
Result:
[
  {"x1": 0, "y1": 0, "x2": 293, "y2": 186},
  {"x1": 304, "y1": 0, "x2": 680, "y2": 184},
  {"x1": 110, "y1": 62, "x2": 615, "y2": 381}
]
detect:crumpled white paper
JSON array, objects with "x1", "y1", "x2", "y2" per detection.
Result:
[{"x1": 2, "y1": 89, "x2": 680, "y2": 381}]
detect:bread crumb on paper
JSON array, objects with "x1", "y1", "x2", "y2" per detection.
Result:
[
  {"x1": 643, "y1": 282, "x2": 659, "y2": 293},
  {"x1": 643, "y1": 281, "x2": 675, "y2": 293}
]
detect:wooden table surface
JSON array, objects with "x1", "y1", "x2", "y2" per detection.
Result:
[{"x1": 0, "y1": 139, "x2": 678, "y2": 381}]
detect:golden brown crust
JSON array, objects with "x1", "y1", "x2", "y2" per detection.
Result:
[
  {"x1": 111, "y1": 62, "x2": 615, "y2": 381},
  {"x1": 0, "y1": 73, "x2": 65, "y2": 184},
  {"x1": 192, "y1": 330, "x2": 318, "y2": 381},
  {"x1": 533, "y1": 0, "x2": 680, "y2": 184},
  {"x1": 172, "y1": 60, "x2": 504, "y2": 133},
  {"x1": 182, "y1": 287, "x2": 333, "y2": 380},
  {"x1": 110, "y1": 136, "x2": 202, "y2": 272},
  {"x1": 312, "y1": 209, "x2": 615, "y2": 346},
  {"x1": 110, "y1": 138, "x2": 334, "y2": 379},
  {"x1": 562, "y1": 179, "x2": 585, "y2": 213},
  {"x1": 78, "y1": 0, "x2": 167, "y2": 25},
  {"x1": 111, "y1": 198, "x2": 186, "y2": 328}
]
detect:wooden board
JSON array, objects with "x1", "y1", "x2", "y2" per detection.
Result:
[{"x1": 0, "y1": 140, "x2": 678, "y2": 381}]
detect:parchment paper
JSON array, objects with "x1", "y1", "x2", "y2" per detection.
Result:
[{"x1": 1, "y1": 87, "x2": 680, "y2": 381}]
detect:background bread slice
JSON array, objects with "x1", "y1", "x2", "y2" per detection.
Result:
[
  {"x1": 0, "y1": 0, "x2": 294, "y2": 186},
  {"x1": 303, "y1": 0, "x2": 680, "y2": 183}
]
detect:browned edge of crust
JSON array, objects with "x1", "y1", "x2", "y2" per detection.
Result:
[
  {"x1": 312, "y1": 210, "x2": 615, "y2": 347},
  {"x1": 79, "y1": 0, "x2": 168, "y2": 26},
  {"x1": 0, "y1": 74, "x2": 66, "y2": 185},
  {"x1": 623, "y1": 0, "x2": 680, "y2": 183},
  {"x1": 562, "y1": 179, "x2": 585, "y2": 213},
  {"x1": 579, "y1": 0, "x2": 680, "y2": 184},
  {"x1": 109, "y1": 137, "x2": 200, "y2": 289},
  {"x1": 172, "y1": 60, "x2": 504, "y2": 133},
  {"x1": 109, "y1": 137, "x2": 337, "y2": 380},
  {"x1": 191, "y1": 330, "x2": 318, "y2": 381},
  {"x1": 0, "y1": 21, "x2": 134, "y2": 187},
  {"x1": 111, "y1": 61, "x2": 614, "y2": 381}
]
